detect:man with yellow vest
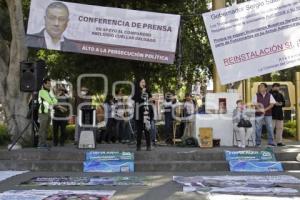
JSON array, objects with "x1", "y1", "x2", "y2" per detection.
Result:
[{"x1": 38, "y1": 78, "x2": 57, "y2": 148}]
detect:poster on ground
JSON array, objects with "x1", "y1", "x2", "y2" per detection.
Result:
[
  {"x1": 173, "y1": 175, "x2": 300, "y2": 196},
  {"x1": 202, "y1": 0, "x2": 300, "y2": 84},
  {"x1": 86, "y1": 151, "x2": 134, "y2": 161},
  {"x1": 84, "y1": 151, "x2": 135, "y2": 172},
  {"x1": 173, "y1": 175, "x2": 300, "y2": 187},
  {"x1": 225, "y1": 149, "x2": 276, "y2": 161},
  {"x1": 0, "y1": 190, "x2": 115, "y2": 200},
  {"x1": 229, "y1": 160, "x2": 284, "y2": 172},
  {"x1": 26, "y1": 0, "x2": 180, "y2": 64},
  {"x1": 0, "y1": 171, "x2": 28, "y2": 183},
  {"x1": 208, "y1": 194, "x2": 298, "y2": 200},
  {"x1": 20, "y1": 176, "x2": 147, "y2": 186}
]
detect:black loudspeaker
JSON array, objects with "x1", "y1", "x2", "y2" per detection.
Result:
[
  {"x1": 20, "y1": 60, "x2": 46, "y2": 92},
  {"x1": 35, "y1": 59, "x2": 47, "y2": 90}
]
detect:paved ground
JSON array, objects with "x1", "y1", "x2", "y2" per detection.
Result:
[
  {"x1": 2, "y1": 138, "x2": 300, "y2": 152},
  {"x1": 0, "y1": 140, "x2": 299, "y2": 199},
  {"x1": 1, "y1": 171, "x2": 300, "y2": 200}
]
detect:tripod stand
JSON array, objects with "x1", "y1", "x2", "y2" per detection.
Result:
[{"x1": 8, "y1": 91, "x2": 40, "y2": 151}]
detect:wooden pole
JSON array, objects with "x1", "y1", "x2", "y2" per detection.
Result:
[
  {"x1": 295, "y1": 72, "x2": 300, "y2": 141},
  {"x1": 212, "y1": 0, "x2": 227, "y2": 93}
]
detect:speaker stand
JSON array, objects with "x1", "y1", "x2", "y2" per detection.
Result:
[{"x1": 8, "y1": 91, "x2": 44, "y2": 151}]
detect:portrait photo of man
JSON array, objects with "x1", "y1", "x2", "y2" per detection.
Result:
[{"x1": 26, "y1": 1, "x2": 77, "y2": 51}]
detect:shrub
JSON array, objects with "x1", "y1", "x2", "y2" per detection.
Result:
[
  {"x1": 47, "y1": 124, "x2": 75, "y2": 141},
  {"x1": 47, "y1": 126, "x2": 53, "y2": 141},
  {"x1": 0, "y1": 123, "x2": 10, "y2": 145},
  {"x1": 285, "y1": 120, "x2": 296, "y2": 129},
  {"x1": 283, "y1": 120, "x2": 297, "y2": 139},
  {"x1": 283, "y1": 127, "x2": 296, "y2": 138},
  {"x1": 66, "y1": 124, "x2": 75, "y2": 140}
]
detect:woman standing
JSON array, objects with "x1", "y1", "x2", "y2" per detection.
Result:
[
  {"x1": 53, "y1": 87, "x2": 69, "y2": 146},
  {"x1": 103, "y1": 95, "x2": 115, "y2": 143},
  {"x1": 132, "y1": 78, "x2": 153, "y2": 151}
]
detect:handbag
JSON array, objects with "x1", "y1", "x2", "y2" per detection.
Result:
[{"x1": 237, "y1": 118, "x2": 252, "y2": 128}]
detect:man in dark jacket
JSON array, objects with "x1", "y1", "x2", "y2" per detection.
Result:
[
  {"x1": 26, "y1": 2, "x2": 78, "y2": 51},
  {"x1": 270, "y1": 83, "x2": 286, "y2": 146},
  {"x1": 53, "y1": 87, "x2": 70, "y2": 146},
  {"x1": 252, "y1": 83, "x2": 276, "y2": 147}
]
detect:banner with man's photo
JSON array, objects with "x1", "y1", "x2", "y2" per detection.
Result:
[
  {"x1": 202, "y1": 0, "x2": 300, "y2": 84},
  {"x1": 26, "y1": 0, "x2": 180, "y2": 64}
]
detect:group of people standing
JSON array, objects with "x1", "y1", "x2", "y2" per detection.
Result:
[
  {"x1": 35, "y1": 77, "x2": 286, "y2": 150},
  {"x1": 102, "y1": 78, "x2": 155, "y2": 151},
  {"x1": 36, "y1": 78, "x2": 70, "y2": 148},
  {"x1": 35, "y1": 77, "x2": 155, "y2": 151},
  {"x1": 163, "y1": 93, "x2": 198, "y2": 144},
  {"x1": 233, "y1": 82, "x2": 286, "y2": 148}
]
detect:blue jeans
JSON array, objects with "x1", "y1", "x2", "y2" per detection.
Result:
[
  {"x1": 150, "y1": 120, "x2": 157, "y2": 142},
  {"x1": 255, "y1": 116, "x2": 274, "y2": 145}
]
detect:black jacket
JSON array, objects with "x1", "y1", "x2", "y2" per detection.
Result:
[
  {"x1": 132, "y1": 87, "x2": 154, "y2": 122},
  {"x1": 54, "y1": 96, "x2": 70, "y2": 118},
  {"x1": 270, "y1": 90, "x2": 285, "y2": 120}
]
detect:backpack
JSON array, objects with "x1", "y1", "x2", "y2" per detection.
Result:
[{"x1": 184, "y1": 137, "x2": 198, "y2": 147}]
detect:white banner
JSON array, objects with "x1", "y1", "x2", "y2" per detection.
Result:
[
  {"x1": 202, "y1": 0, "x2": 300, "y2": 84},
  {"x1": 0, "y1": 171, "x2": 28, "y2": 182},
  {"x1": 0, "y1": 190, "x2": 115, "y2": 200},
  {"x1": 26, "y1": 0, "x2": 180, "y2": 64}
]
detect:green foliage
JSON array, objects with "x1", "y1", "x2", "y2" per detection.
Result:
[
  {"x1": 283, "y1": 127, "x2": 296, "y2": 138},
  {"x1": 47, "y1": 124, "x2": 75, "y2": 142},
  {"x1": 47, "y1": 126, "x2": 53, "y2": 141},
  {"x1": 0, "y1": 2, "x2": 10, "y2": 40},
  {"x1": 283, "y1": 120, "x2": 296, "y2": 138},
  {"x1": 66, "y1": 124, "x2": 75, "y2": 140},
  {"x1": 285, "y1": 120, "x2": 296, "y2": 129},
  {"x1": 0, "y1": 123, "x2": 10, "y2": 145}
]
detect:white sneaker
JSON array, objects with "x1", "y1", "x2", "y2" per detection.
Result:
[
  {"x1": 241, "y1": 145, "x2": 246, "y2": 148},
  {"x1": 7, "y1": 143, "x2": 22, "y2": 150}
]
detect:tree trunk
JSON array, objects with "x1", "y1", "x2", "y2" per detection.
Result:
[{"x1": 0, "y1": 0, "x2": 30, "y2": 146}]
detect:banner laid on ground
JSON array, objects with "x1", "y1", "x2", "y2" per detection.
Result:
[
  {"x1": 86, "y1": 151, "x2": 134, "y2": 161},
  {"x1": 208, "y1": 194, "x2": 296, "y2": 200},
  {"x1": 173, "y1": 175, "x2": 300, "y2": 196},
  {"x1": 225, "y1": 148, "x2": 283, "y2": 172},
  {"x1": 202, "y1": 0, "x2": 300, "y2": 84},
  {"x1": 26, "y1": 0, "x2": 180, "y2": 64},
  {"x1": 225, "y1": 149, "x2": 276, "y2": 161},
  {"x1": 0, "y1": 190, "x2": 115, "y2": 200},
  {"x1": 229, "y1": 160, "x2": 284, "y2": 172},
  {"x1": 20, "y1": 176, "x2": 147, "y2": 186},
  {"x1": 0, "y1": 171, "x2": 28, "y2": 183},
  {"x1": 84, "y1": 152, "x2": 134, "y2": 173}
]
